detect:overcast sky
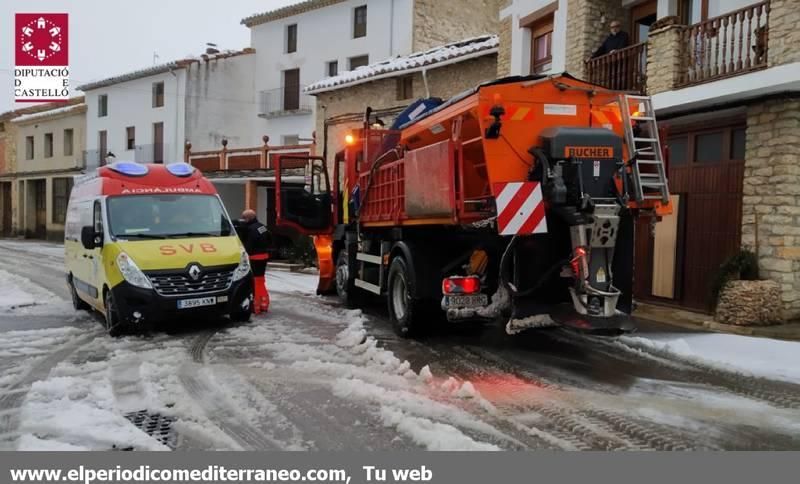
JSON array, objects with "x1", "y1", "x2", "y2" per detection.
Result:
[{"x1": 1, "y1": 0, "x2": 298, "y2": 113}]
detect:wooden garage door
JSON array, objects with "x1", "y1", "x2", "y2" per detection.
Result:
[{"x1": 635, "y1": 120, "x2": 746, "y2": 312}]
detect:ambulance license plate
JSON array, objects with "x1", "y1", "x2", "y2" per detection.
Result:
[
  {"x1": 177, "y1": 296, "x2": 217, "y2": 309},
  {"x1": 445, "y1": 294, "x2": 488, "y2": 308}
]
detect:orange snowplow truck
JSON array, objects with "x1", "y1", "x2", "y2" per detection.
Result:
[{"x1": 274, "y1": 74, "x2": 672, "y2": 336}]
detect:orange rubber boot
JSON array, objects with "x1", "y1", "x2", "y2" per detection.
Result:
[
  {"x1": 261, "y1": 278, "x2": 271, "y2": 313},
  {"x1": 253, "y1": 275, "x2": 267, "y2": 315}
]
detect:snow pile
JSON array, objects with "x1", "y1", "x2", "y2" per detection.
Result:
[
  {"x1": 615, "y1": 333, "x2": 800, "y2": 385},
  {"x1": 213, "y1": 293, "x2": 508, "y2": 450},
  {"x1": 0, "y1": 241, "x2": 64, "y2": 259},
  {"x1": 0, "y1": 268, "x2": 62, "y2": 312},
  {"x1": 18, "y1": 353, "x2": 169, "y2": 451}
]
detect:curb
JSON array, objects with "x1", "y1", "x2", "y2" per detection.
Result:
[{"x1": 634, "y1": 302, "x2": 800, "y2": 342}]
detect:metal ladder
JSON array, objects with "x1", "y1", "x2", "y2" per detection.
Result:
[{"x1": 619, "y1": 94, "x2": 670, "y2": 204}]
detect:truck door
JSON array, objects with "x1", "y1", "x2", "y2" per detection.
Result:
[{"x1": 274, "y1": 155, "x2": 333, "y2": 235}]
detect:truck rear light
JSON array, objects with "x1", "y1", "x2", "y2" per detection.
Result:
[
  {"x1": 442, "y1": 276, "x2": 481, "y2": 295},
  {"x1": 571, "y1": 247, "x2": 588, "y2": 277}
]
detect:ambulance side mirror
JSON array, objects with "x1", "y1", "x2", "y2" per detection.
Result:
[{"x1": 81, "y1": 226, "x2": 100, "y2": 250}]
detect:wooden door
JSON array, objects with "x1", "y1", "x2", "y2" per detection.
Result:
[
  {"x1": 631, "y1": 0, "x2": 658, "y2": 43},
  {"x1": 634, "y1": 120, "x2": 745, "y2": 312},
  {"x1": 283, "y1": 69, "x2": 300, "y2": 111},
  {"x1": 153, "y1": 122, "x2": 164, "y2": 164}
]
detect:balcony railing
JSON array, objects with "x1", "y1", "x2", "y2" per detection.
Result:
[
  {"x1": 585, "y1": 42, "x2": 647, "y2": 94},
  {"x1": 184, "y1": 137, "x2": 313, "y2": 172},
  {"x1": 679, "y1": 1, "x2": 770, "y2": 87},
  {"x1": 257, "y1": 87, "x2": 314, "y2": 118}
]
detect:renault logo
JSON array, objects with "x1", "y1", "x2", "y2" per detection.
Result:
[{"x1": 188, "y1": 265, "x2": 201, "y2": 281}]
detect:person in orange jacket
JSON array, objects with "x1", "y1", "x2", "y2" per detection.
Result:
[{"x1": 237, "y1": 209, "x2": 271, "y2": 314}]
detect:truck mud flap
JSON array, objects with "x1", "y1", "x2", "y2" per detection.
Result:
[{"x1": 550, "y1": 303, "x2": 636, "y2": 335}]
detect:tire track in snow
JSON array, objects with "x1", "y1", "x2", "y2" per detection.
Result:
[
  {"x1": 450, "y1": 344, "x2": 721, "y2": 451},
  {"x1": 0, "y1": 332, "x2": 98, "y2": 449},
  {"x1": 565, "y1": 333, "x2": 800, "y2": 410}
]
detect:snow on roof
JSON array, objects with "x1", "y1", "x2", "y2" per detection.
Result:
[
  {"x1": 11, "y1": 103, "x2": 86, "y2": 124},
  {"x1": 76, "y1": 59, "x2": 198, "y2": 92},
  {"x1": 305, "y1": 35, "x2": 499, "y2": 95},
  {"x1": 241, "y1": 0, "x2": 345, "y2": 27}
]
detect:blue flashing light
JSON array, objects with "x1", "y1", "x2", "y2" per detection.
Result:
[
  {"x1": 166, "y1": 162, "x2": 195, "y2": 177},
  {"x1": 108, "y1": 161, "x2": 149, "y2": 176}
]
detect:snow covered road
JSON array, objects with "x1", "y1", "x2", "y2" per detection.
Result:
[{"x1": 0, "y1": 240, "x2": 798, "y2": 451}]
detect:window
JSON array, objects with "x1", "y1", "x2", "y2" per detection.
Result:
[
  {"x1": 667, "y1": 137, "x2": 689, "y2": 166},
  {"x1": 99, "y1": 130, "x2": 107, "y2": 165},
  {"x1": 152, "y1": 82, "x2": 164, "y2": 108},
  {"x1": 98, "y1": 94, "x2": 108, "y2": 117},
  {"x1": 93, "y1": 199, "x2": 103, "y2": 234},
  {"x1": 349, "y1": 55, "x2": 369, "y2": 70},
  {"x1": 25, "y1": 136, "x2": 34, "y2": 160},
  {"x1": 667, "y1": 123, "x2": 746, "y2": 166},
  {"x1": 282, "y1": 135, "x2": 300, "y2": 146},
  {"x1": 63, "y1": 128, "x2": 73, "y2": 156},
  {"x1": 695, "y1": 131, "x2": 724, "y2": 163},
  {"x1": 396, "y1": 76, "x2": 413, "y2": 100},
  {"x1": 283, "y1": 69, "x2": 301, "y2": 111},
  {"x1": 528, "y1": 15, "x2": 554, "y2": 74},
  {"x1": 126, "y1": 126, "x2": 136, "y2": 150},
  {"x1": 52, "y1": 177, "x2": 73, "y2": 224},
  {"x1": 731, "y1": 128, "x2": 746, "y2": 160},
  {"x1": 44, "y1": 133, "x2": 53, "y2": 158},
  {"x1": 327, "y1": 60, "x2": 339, "y2": 77},
  {"x1": 0, "y1": 122, "x2": 5, "y2": 132},
  {"x1": 286, "y1": 24, "x2": 297, "y2": 53},
  {"x1": 353, "y1": 5, "x2": 367, "y2": 38}
]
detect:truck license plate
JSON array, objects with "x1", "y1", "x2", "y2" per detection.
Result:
[
  {"x1": 177, "y1": 296, "x2": 217, "y2": 309},
  {"x1": 445, "y1": 294, "x2": 488, "y2": 308}
]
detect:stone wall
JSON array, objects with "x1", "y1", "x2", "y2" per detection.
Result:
[
  {"x1": 497, "y1": 16, "x2": 513, "y2": 77},
  {"x1": 645, "y1": 21, "x2": 684, "y2": 96},
  {"x1": 767, "y1": 0, "x2": 800, "y2": 67},
  {"x1": 741, "y1": 96, "x2": 800, "y2": 319},
  {"x1": 412, "y1": 0, "x2": 503, "y2": 51},
  {"x1": 315, "y1": 55, "x2": 498, "y2": 167},
  {"x1": 564, "y1": 0, "x2": 627, "y2": 78}
]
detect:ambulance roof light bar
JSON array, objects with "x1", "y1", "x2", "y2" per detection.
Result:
[{"x1": 107, "y1": 161, "x2": 149, "y2": 177}]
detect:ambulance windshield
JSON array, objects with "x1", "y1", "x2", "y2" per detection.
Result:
[{"x1": 107, "y1": 195, "x2": 234, "y2": 239}]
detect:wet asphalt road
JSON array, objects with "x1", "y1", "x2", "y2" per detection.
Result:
[{"x1": 0, "y1": 240, "x2": 798, "y2": 451}]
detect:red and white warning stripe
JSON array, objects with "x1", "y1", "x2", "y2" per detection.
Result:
[{"x1": 492, "y1": 182, "x2": 548, "y2": 236}]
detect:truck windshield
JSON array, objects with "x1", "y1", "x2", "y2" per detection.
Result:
[{"x1": 107, "y1": 195, "x2": 234, "y2": 239}]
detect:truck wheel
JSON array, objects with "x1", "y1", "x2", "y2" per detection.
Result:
[
  {"x1": 69, "y1": 276, "x2": 90, "y2": 311},
  {"x1": 104, "y1": 290, "x2": 125, "y2": 337},
  {"x1": 336, "y1": 251, "x2": 360, "y2": 308},
  {"x1": 387, "y1": 256, "x2": 420, "y2": 338}
]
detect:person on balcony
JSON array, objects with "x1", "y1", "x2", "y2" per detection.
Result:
[
  {"x1": 590, "y1": 20, "x2": 631, "y2": 59},
  {"x1": 586, "y1": 20, "x2": 631, "y2": 89}
]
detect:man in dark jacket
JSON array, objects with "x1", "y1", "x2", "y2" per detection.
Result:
[
  {"x1": 237, "y1": 209, "x2": 271, "y2": 314},
  {"x1": 591, "y1": 20, "x2": 630, "y2": 58}
]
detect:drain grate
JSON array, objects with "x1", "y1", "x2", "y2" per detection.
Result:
[{"x1": 124, "y1": 410, "x2": 177, "y2": 449}]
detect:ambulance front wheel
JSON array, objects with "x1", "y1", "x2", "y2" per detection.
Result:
[
  {"x1": 103, "y1": 290, "x2": 125, "y2": 337},
  {"x1": 230, "y1": 289, "x2": 253, "y2": 323}
]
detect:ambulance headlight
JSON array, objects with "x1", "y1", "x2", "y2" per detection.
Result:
[
  {"x1": 232, "y1": 250, "x2": 251, "y2": 282},
  {"x1": 116, "y1": 252, "x2": 152, "y2": 289}
]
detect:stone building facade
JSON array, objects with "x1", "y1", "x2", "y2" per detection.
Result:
[
  {"x1": 497, "y1": 0, "x2": 800, "y2": 318},
  {"x1": 412, "y1": 0, "x2": 503, "y2": 51},
  {"x1": 311, "y1": 50, "x2": 499, "y2": 167}
]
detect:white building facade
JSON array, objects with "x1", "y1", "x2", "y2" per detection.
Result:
[{"x1": 244, "y1": 0, "x2": 415, "y2": 146}]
